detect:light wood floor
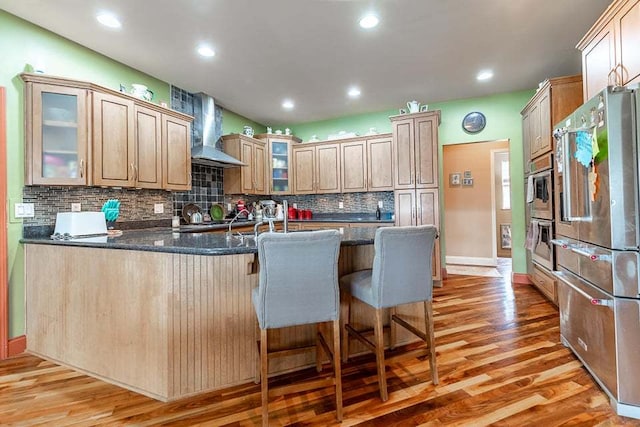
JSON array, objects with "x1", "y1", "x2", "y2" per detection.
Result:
[{"x1": 2, "y1": 261, "x2": 639, "y2": 426}]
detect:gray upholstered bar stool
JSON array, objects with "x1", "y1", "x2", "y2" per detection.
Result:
[
  {"x1": 253, "y1": 230, "x2": 342, "y2": 426},
  {"x1": 339, "y1": 225, "x2": 439, "y2": 401}
]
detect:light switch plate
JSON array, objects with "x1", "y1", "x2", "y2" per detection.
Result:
[
  {"x1": 154, "y1": 203, "x2": 164, "y2": 214},
  {"x1": 339, "y1": 201, "x2": 344, "y2": 209},
  {"x1": 378, "y1": 200, "x2": 384, "y2": 208},
  {"x1": 14, "y1": 202, "x2": 35, "y2": 218}
]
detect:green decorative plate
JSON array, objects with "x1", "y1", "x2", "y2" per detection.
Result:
[{"x1": 210, "y1": 204, "x2": 224, "y2": 221}]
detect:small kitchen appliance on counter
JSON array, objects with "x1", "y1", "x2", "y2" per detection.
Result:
[{"x1": 53, "y1": 212, "x2": 108, "y2": 238}]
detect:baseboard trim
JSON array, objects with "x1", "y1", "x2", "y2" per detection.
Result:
[
  {"x1": 8, "y1": 335, "x2": 26, "y2": 357},
  {"x1": 446, "y1": 256, "x2": 497, "y2": 267},
  {"x1": 441, "y1": 267, "x2": 448, "y2": 280},
  {"x1": 511, "y1": 273, "x2": 532, "y2": 285}
]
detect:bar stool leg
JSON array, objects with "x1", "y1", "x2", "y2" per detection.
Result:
[
  {"x1": 316, "y1": 323, "x2": 323, "y2": 372},
  {"x1": 332, "y1": 318, "x2": 343, "y2": 421},
  {"x1": 374, "y1": 308, "x2": 388, "y2": 401},
  {"x1": 260, "y1": 328, "x2": 269, "y2": 427},
  {"x1": 389, "y1": 306, "x2": 397, "y2": 350},
  {"x1": 424, "y1": 301, "x2": 438, "y2": 385},
  {"x1": 341, "y1": 292, "x2": 351, "y2": 363}
]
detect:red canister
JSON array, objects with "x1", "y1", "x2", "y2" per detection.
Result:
[
  {"x1": 288, "y1": 206, "x2": 297, "y2": 219},
  {"x1": 297, "y1": 209, "x2": 305, "y2": 220},
  {"x1": 304, "y1": 209, "x2": 312, "y2": 219}
]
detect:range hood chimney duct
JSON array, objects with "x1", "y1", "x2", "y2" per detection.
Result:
[{"x1": 190, "y1": 92, "x2": 244, "y2": 168}]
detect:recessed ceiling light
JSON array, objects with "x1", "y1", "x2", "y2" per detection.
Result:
[
  {"x1": 359, "y1": 14, "x2": 379, "y2": 29},
  {"x1": 477, "y1": 70, "x2": 494, "y2": 81},
  {"x1": 282, "y1": 100, "x2": 294, "y2": 110},
  {"x1": 348, "y1": 87, "x2": 361, "y2": 98},
  {"x1": 197, "y1": 45, "x2": 216, "y2": 58},
  {"x1": 96, "y1": 12, "x2": 121, "y2": 29}
]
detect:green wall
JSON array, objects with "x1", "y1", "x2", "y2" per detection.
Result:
[
  {"x1": 0, "y1": 10, "x2": 262, "y2": 339},
  {"x1": 290, "y1": 90, "x2": 535, "y2": 273},
  {"x1": 221, "y1": 108, "x2": 266, "y2": 135}
]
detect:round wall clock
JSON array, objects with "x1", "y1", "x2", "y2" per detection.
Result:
[{"x1": 462, "y1": 111, "x2": 486, "y2": 134}]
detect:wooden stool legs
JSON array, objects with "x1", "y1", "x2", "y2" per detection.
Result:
[
  {"x1": 260, "y1": 329, "x2": 268, "y2": 427},
  {"x1": 373, "y1": 308, "x2": 388, "y2": 401},
  {"x1": 257, "y1": 321, "x2": 343, "y2": 426},
  {"x1": 342, "y1": 299, "x2": 438, "y2": 402}
]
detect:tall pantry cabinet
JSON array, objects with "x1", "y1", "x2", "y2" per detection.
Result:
[{"x1": 391, "y1": 111, "x2": 442, "y2": 282}]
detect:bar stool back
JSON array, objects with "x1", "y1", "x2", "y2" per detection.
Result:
[
  {"x1": 339, "y1": 225, "x2": 438, "y2": 401},
  {"x1": 253, "y1": 230, "x2": 342, "y2": 426}
]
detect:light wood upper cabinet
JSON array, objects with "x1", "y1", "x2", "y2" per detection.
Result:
[
  {"x1": 316, "y1": 143, "x2": 341, "y2": 193},
  {"x1": 341, "y1": 140, "x2": 367, "y2": 193},
  {"x1": 254, "y1": 134, "x2": 301, "y2": 195},
  {"x1": 21, "y1": 73, "x2": 193, "y2": 190},
  {"x1": 581, "y1": 22, "x2": 616, "y2": 101},
  {"x1": 578, "y1": 0, "x2": 640, "y2": 100},
  {"x1": 222, "y1": 134, "x2": 267, "y2": 195},
  {"x1": 162, "y1": 115, "x2": 192, "y2": 191},
  {"x1": 391, "y1": 111, "x2": 439, "y2": 190},
  {"x1": 93, "y1": 92, "x2": 135, "y2": 187},
  {"x1": 292, "y1": 145, "x2": 315, "y2": 194},
  {"x1": 293, "y1": 142, "x2": 341, "y2": 194},
  {"x1": 521, "y1": 75, "x2": 582, "y2": 163},
  {"x1": 23, "y1": 82, "x2": 89, "y2": 185},
  {"x1": 134, "y1": 105, "x2": 162, "y2": 189},
  {"x1": 341, "y1": 135, "x2": 394, "y2": 193},
  {"x1": 367, "y1": 136, "x2": 394, "y2": 191}
]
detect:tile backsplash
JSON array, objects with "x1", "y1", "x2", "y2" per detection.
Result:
[
  {"x1": 22, "y1": 186, "x2": 173, "y2": 227},
  {"x1": 224, "y1": 192, "x2": 395, "y2": 215}
]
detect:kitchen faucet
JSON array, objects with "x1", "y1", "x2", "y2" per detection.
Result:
[{"x1": 226, "y1": 208, "x2": 250, "y2": 241}]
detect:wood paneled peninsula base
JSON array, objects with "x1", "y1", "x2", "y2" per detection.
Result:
[{"x1": 23, "y1": 227, "x2": 429, "y2": 401}]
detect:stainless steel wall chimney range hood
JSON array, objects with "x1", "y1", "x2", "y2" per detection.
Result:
[{"x1": 190, "y1": 92, "x2": 244, "y2": 168}]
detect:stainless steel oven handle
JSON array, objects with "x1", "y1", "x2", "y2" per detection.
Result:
[
  {"x1": 556, "y1": 272, "x2": 614, "y2": 308},
  {"x1": 569, "y1": 247, "x2": 612, "y2": 262},
  {"x1": 551, "y1": 238, "x2": 570, "y2": 248}
]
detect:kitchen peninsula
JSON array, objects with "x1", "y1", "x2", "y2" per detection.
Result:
[{"x1": 21, "y1": 225, "x2": 426, "y2": 401}]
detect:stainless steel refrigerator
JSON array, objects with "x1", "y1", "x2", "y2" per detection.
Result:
[{"x1": 553, "y1": 85, "x2": 640, "y2": 419}]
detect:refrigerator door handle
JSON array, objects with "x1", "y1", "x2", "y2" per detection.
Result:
[{"x1": 570, "y1": 246, "x2": 612, "y2": 262}]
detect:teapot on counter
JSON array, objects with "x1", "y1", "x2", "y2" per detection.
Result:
[{"x1": 189, "y1": 211, "x2": 203, "y2": 224}]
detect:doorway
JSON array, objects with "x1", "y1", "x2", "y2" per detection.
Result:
[
  {"x1": 1, "y1": 87, "x2": 7, "y2": 360},
  {"x1": 443, "y1": 139, "x2": 511, "y2": 268},
  {"x1": 493, "y1": 150, "x2": 512, "y2": 258}
]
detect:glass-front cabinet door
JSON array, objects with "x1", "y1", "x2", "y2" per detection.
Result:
[
  {"x1": 30, "y1": 84, "x2": 88, "y2": 185},
  {"x1": 268, "y1": 139, "x2": 292, "y2": 194}
]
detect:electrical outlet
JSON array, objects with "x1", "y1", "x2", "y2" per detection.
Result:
[
  {"x1": 293, "y1": 203, "x2": 298, "y2": 209},
  {"x1": 339, "y1": 201, "x2": 344, "y2": 209},
  {"x1": 378, "y1": 200, "x2": 384, "y2": 208},
  {"x1": 154, "y1": 203, "x2": 164, "y2": 214},
  {"x1": 14, "y1": 203, "x2": 35, "y2": 218},
  {"x1": 227, "y1": 203, "x2": 233, "y2": 211},
  {"x1": 71, "y1": 203, "x2": 81, "y2": 212}
]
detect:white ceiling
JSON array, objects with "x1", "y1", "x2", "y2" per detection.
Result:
[{"x1": 1, "y1": 0, "x2": 612, "y2": 125}]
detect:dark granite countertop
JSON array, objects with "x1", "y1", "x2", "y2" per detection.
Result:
[{"x1": 21, "y1": 226, "x2": 378, "y2": 256}]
